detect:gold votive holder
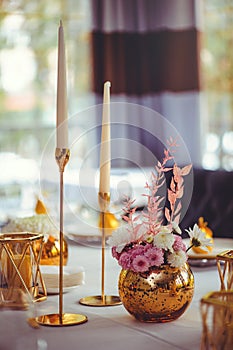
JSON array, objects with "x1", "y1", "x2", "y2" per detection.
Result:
[
  {"x1": 216, "y1": 250, "x2": 233, "y2": 290},
  {"x1": 0, "y1": 232, "x2": 47, "y2": 309},
  {"x1": 200, "y1": 291, "x2": 233, "y2": 350}
]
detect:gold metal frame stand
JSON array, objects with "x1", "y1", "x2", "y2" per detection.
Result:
[
  {"x1": 36, "y1": 148, "x2": 88, "y2": 326},
  {"x1": 79, "y1": 192, "x2": 121, "y2": 307},
  {"x1": 216, "y1": 249, "x2": 233, "y2": 290}
]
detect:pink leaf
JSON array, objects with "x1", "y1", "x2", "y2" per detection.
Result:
[
  {"x1": 180, "y1": 164, "x2": 192, "y2": 176},
  {"x1": 133, "y1": 223, "x2": 143, "y2": 238},
  {"x1": 132, "y1": 207, "x2": 138, "y2": 214},
  {"x1": 156, "y1": 196, "x2": 165, "y2": 206},
  {"x1": 174, "y1": 201, "x2": 182, "y2": 216},
  {"x1": 122, "y1": 215, "x2": 130, "y2": 222},
  {"x1": 168, "y1": 189, "x2": 177, "y2": 206},
  {"x1": 157, "y1": 178, "x2": 166, "y2": 188},
  {"x1": 173, "y1": 213, "x2": 181, "y2": 224},
  {"x1": 176, "y1": 187, "x2": 184, "y2": 199},
  {"x1": 170, "y1": 177, "x2": 176, "y2": 192},
  {"x1": 151, "y1": 172, "x2": 157, "y2": 179},
  {"x1": 162, "y1": 167, "x2": 173, "y2": 172},
  {"x1": 133, "y1": 214, "x2": 141, "y2": 222},
  {"x1": 165, "y1": 207, "x2": 171, "y2": 222}
]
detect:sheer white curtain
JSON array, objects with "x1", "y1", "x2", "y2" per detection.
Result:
[{"x1": 91, "y1": 0, "x2": 203, "y2": 168}]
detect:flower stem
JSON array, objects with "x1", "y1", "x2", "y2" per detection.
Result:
[{"x1": 186, "y1": 244, "x2": 193, "y2": 253}]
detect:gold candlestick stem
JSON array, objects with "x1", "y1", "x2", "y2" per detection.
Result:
[
  {"x1": 101, "y1": 211, "x2": 105, "y2": 302},
  {"x1": 99, "y1": 192, "x2": 110, "y2": 304},
  {"x1": 59, "y1": 170, "x2": 64, "y2": 320},
  {"x1": 36, "y1": 148, "x2": 87, "y2": 326},
  {"x1": 56, "y1": 148, "x2": 68, "y2": 320},
  {"x1": 79, "y1": 192, "x2": 121, "y2": 307}
]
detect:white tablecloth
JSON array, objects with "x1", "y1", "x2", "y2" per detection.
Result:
[{"x1": 0, "y1": 241, "x2": 221, "y2": 350}]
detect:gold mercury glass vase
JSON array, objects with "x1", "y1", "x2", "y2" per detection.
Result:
[{"x1": 118, "y1": 263, "x2": 194, "y2": 323}]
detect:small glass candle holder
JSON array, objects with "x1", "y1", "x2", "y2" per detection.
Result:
[
  {"x1": 200, "y1": 291, "x2": 233, "y2": 350},
  {"x1": 0, "y1": 232, "x2": 47, "y2": 309},
  {"x1": 216, "y1": 250, "x2": 233, "y2": 290}
]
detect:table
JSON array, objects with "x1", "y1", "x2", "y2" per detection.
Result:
[{"x1": 0, "y1": 240, "x2": 221, "y2": 350}]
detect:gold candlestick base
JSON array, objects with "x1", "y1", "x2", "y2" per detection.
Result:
[
  {"x1": 36, "y1": 313, "x2": 88, "y2": 326},
  {"x1": 79, "y1": 295, "x2": 121, "y2": 307}
]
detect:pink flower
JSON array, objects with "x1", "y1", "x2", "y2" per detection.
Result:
[
  {"x1": 132, "y1": 255, "x2": 150, "y2": 273},
  {"x1": 131, "y1": 243, "x2": 150, "y2": 258},
  {"x1": 144, "y1": 247, "x2": 164, "y2": 267},
  {"x1": 118, "y1": 252, "x2": 132, "y2": 270},
  {"x1": 173, "y1": 235, "x2": 186, "y2": 252},
  {"x1": 112, "y1": 247, "x2": 120, "y2": 259}
]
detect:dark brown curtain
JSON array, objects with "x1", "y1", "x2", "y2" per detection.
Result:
[{"x1": 90, "y1": 0, "x2": 203, "y2": 168}]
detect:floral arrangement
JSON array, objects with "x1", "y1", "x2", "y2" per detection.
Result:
[
  {"x1": 1, "y1": 214, "x2": 58, "y2": 238},
  {"x1": 108, "y1": 138, "x2": 212, "y2": 273}
]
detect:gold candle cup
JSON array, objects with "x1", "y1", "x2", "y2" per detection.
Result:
[
  {"x1": 200, "y1": 291, "x2": 233, "y2": 349},
  {"x1": 0, "y1": 232, "x2": 47, "y2": 309},
  {"x1": 216, "y1": 249, "x2": 233, "y2": 291}
]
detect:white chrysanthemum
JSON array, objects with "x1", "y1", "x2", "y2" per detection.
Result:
[
  {"x1": 167, "y1": 250, "x2": 187, "y2": 267},
  {"x1": 153, "y1": 231, "x2": 175, "y2": 252},
  {"x1": 1, "y1": 215, "x2": 58, "y2": 236},
  {"x1": 159, "y1": 226, "x2": 172, "y2": 234},
  {"x1": 185, "y1": 224, "x2": 213, "y2": 251},
  {"x1": 107, "y1": 227, "x2": 132, "y2": 253}
]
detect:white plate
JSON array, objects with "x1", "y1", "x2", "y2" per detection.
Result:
[
  {"x1": 40, "y1": 265, "x2": 85, "y2": 294},
  {"x1": 65, "y1": 219, "x2": 122, "y2": 246},
  {"x1": 184, "y1": 237, "x2": 233, "y2": 260},
  {"x1": 184, "y1": 237, "x2": 233, "y2": 267}
]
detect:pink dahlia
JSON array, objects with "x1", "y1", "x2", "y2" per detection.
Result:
[
  {"x1": 132, "y1": 255, "x2": 150, "y2": 273},
  {"x1": 173, "y1": 235, "x2": 186, "y2": 252},
  {"x1": 131, "y1": 243, "x2": 150, "y2": 258},
  {"x1": 112, "y1": 246, "x2": 120, "y2": 259},
  {"x1": 118, "y1": 252, "x2": 132, "y2": 270},
  {"x1": 144, "y1": 247, "x2": 164, "y2": 267}
]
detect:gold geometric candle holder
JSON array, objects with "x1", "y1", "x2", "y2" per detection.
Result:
[
  {"x1": 200, "y1": 291, "x2": 233, "y2": 349},
  {"x1": 0, "y1": 232, "x2": 47, "y2": 310},
  {"x1": 216, "y1": 250, "x2": 233, "y2": 290}
]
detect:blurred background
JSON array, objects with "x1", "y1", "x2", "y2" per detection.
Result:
[{"x1": 0, "y1": 0, "x2": 232, "y2": 236}]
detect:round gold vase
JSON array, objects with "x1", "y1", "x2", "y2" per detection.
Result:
[
  {"x1": 118, "y1": 263, "x2": 194, "y2": 323},
  {"x1": 38, "y1": 235, "x2": 68, "y2": 266}
]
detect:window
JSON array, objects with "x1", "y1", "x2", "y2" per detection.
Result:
[
  {"x1": 0, "y1": 0, "x2": 92, "y2": 220},
  {"x1": 1, "y1": 1, "x2": 232, "y2": 169},
  {"x1": 0, "y1": 0, "x2": 92, "y2": 161},
  {"x1": 202, "y1": 0, "x2": 233, "y2": 170}
]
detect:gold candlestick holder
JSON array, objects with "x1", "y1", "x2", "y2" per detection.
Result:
[
  {"x1": 79, "y1": 192, "x2": 121, "y2": 307},
  {"x1": 36, "y1": 148, "x2": 88, "y2": 326}
]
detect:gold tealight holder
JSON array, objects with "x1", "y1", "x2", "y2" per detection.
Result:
[
  {"x1": 0, "y1": 232, "x2": 47, "y2": 309},
  {"x1": 200, "y1": 291, "x2": 233, "y2": 349},
  {"x1": 216, "y1": 250, "x2": 233, "y2": 290}
]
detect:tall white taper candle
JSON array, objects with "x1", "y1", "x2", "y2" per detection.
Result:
[
  {"x1": 99, "y1": 81, "x2": 111, "y2": 194},
  {"x1": 56, "y1": 20, "x2": 68, "y2": 149}
]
